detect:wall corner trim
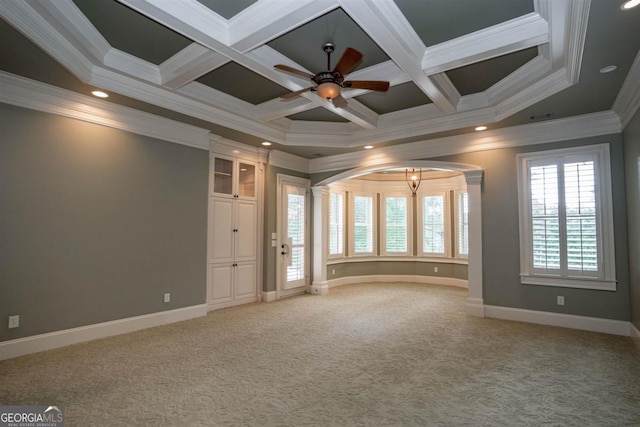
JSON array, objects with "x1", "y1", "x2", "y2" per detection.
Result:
[
  {"x1": 484, "y1": 305, "x2": 631, "y2": 336},
  {"x1": 0, "y1": 304, "x2": 208, "y2": 361}
]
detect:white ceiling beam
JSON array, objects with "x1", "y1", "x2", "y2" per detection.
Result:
[
  {"x1": 229, "y1": 0, "x2": 338, "y2": 52},
  {"x1": 0, "y1": 0, "x2": 99, "y2": 82},
  {"x1": 160, "y1": 43, "x2": 230, "y2": 89},
  {"x1": 421, "y1": 12, "x2": 549, "y2": 75},
  {"x1": 118, "y1": 0, "x2": 230, "y2": 47},
  {"x1": 339, "y1": 0, "x2": 457, "y2": 114}
]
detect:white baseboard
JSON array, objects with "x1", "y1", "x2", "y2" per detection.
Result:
[
  {"x1": 262, "y1": 291, "x2": 277, "y2": 302},
  {"x1": 466, "y1": 298, "x2": 485, "y2": 317},
  {"x1": 0, "y1": 304, "x2": 208, "y2": 361},
  {"x1": 327, "y1": 275, "x2": 468, "y2": 289},
  {"x1": 631, "y1": 323, "x2": 640, "y2": 350},
  {"x1": 484, "y1": 305, "x2": 631, "y2": 336}
]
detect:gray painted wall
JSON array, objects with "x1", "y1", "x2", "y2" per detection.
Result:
[
  {"x1": 0, "y1": 104, "x2": 209, "y2": 342},
  {"x1": 433, "y1": 135, "x2": 630, "y2": 320},
  {"x1": 623, "y1": 109, "x2": 640, "y2": 330},
  {"x1": 262, "y1": 164, "x2": 310, "y2": 292}
]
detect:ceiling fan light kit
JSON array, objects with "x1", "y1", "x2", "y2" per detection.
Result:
[{"x1": 275, "y1": 43, "x2": 390, "y2": 108}]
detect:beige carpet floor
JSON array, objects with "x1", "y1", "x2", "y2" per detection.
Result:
[{"x1": 1, "y1": 283, "x2": 639, "y2": 426}]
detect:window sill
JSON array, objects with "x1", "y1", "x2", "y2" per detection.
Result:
[
  {"x1": 328, "y1": 256, "x2": 468, "y2": 265},
  {"x1": 520, "y1": 275, "x2": 616, "y2": 291}
]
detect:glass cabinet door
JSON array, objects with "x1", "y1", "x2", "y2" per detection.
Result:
[
  {"x1": 213, "y1": 157, "x2": 234, "y2": 195},
  {"x1": 238, "y1": 162, "x2": 256, "y2": 198}
]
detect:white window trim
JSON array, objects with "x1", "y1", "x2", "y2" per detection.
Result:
[
  {"x1": 328, "y1": 189, "x2": 345, "y2": 259},
  {"x1": 417, "y1": 190, "x2": 451, "y2": 257},
  {"x1": 517, "y1": 143, "x2": 616, "y2": 291},
  {"x1": 348, "y1": 191, "x2": 377, "y2": 257},
  {"x1": 380, "y1": 193, "x2": 413, "y2": 257},
  {"x1": 454, "y1": 190, "x2": 469, "y2": 259}
]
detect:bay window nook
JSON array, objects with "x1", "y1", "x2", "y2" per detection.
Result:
[{"x1": 311, "y1": 161, "x2": 484, "y2": 317}]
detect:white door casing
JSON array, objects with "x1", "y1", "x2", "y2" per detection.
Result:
[{"x1": 277, "y1": 174, "x2": 310, "y2": 298}]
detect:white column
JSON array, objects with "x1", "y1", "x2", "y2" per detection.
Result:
[
  {"x1": 311, "y1": 185, "x2": 330, "y2": 295},
  {"x1": 464, "y1": 170, "x2": 484, "y2": 317}
]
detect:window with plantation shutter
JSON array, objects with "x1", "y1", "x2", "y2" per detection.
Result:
[
  {"x1": 329, "y1": 192, "x2": 344, "y2": 256},
  {"x1": 382, "y1": 195, "x2": 410, "y2": 255},
  {"x1": 518, "y1": 144, "x2": 616, "y2": 290},
  {"x1": 353, "y1": 195, "x2": 374, "y2": 255},
  {"x1": 422, "y1": 195, "x2": 446, "y2": 255}
]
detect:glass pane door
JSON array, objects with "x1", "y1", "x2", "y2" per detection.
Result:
[
  {"x1": 279, "y1": 179, "x2": 309, "y2": 292},
  {"x1": 213, "y1": 157, "x2": 233, "y2": 195}
]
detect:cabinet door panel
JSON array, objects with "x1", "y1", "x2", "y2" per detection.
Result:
[
  {"x1": 209, "y1": 264, "x2": 233, "y2": 304},
  {"x1": 235, "y1": 200, "x2": 257, "y2": 261},
  {"x1": 210, "y1": 198, "x2": 234, "y2": 263},
  {"x1": 235, "y1": 262, "x2": 256, "y2": 299}
]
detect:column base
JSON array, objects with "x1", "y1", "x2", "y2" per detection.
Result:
[{"x1": 310, "y1": 282, "x2": 329, "y2": 295}]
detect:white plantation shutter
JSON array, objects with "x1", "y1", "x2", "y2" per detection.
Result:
[
  {"x1": 287, "y1": 193, "x2": 305, "y2": 282},
  {"x1": 530, "y1": 164, "x2": 560, "y2": 271},
  {"x1": 353, "y1": 195, "x2": 373, "y2": 254},
  {"x1": 518, "y1": 144, "x2": 615, "y2": 290},
  {"x1": 458, "y1": 192, "x2": 469, "y2": 256},
  {"x1": 422, "y1": 195, "x2": 445, "y2": 254},
  {"x1": 329, "y1": 192, "x2": 344, "y2": 255},
  {"x1": 564, "y1": 160, "x2": 598, "y2": 274},
  {"x1": 385, "y1": 196, "x2": 408, "y2": 253}
]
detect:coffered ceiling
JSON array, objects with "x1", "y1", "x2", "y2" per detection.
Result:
[{"x1": 0, "y1": 0, "x2": 638, "y2": 159}]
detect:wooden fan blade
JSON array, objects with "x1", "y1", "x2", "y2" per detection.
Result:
[
  {"x1": 332, "y1": 94, "x2": 348, "y2": 108},
  {"x1": 274, "y1": 64, "x2": 314, "y2": 80},
  {"x1": 343, "y1": 80, "x2": 390, "y2": 92},
  {"x1": 332, "y1": 47, "x2": 363, "y2": 77},
  {"x1": 280, "y1": 87, "x2": 313, "y2": 100}
]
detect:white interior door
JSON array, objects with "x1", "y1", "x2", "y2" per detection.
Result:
[{"x1": 278, "y1": 175, "x2": 310, "y2": 295}]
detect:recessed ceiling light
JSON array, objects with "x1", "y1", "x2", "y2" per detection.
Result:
[
  {"x1": 475, "y1": 126, "x2": 487, "y2": 131},
  {"x1": 599, "y1": 65, "x2": 617, "y2": 73},
  {"x1": 91, "y1": 90, "x2": 108, "y2": 98},
  {"x1": 364, "y1": 145, "x2": 374, "y2": 149},
  {"x1": 621, "y1": 0, "x2": 640, "y2": 10},
  {"x1": 261, "y1": 142, "x2": 272, "y2": 146}
]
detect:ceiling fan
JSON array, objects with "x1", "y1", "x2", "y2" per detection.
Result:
[{"x1": 274, "y1": 43, "x2": 390, "y2": 108}]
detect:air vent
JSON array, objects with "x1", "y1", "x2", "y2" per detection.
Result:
[{"x1": 529, "y1": 113, "x2": 553, "y2": 121}]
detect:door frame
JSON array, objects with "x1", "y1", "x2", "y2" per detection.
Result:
[{"x1": 276, "y1": 174, "x2": 311, "y2": 300}]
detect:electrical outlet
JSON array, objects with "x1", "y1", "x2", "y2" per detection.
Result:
[
  {"x1": 434, "y1": 267, "x2": 439, "y2": 273},
  {"x1": 8, "y1": 315, "x2": 20, "y2": 329},
  {"x1": 164, "y1": 293, "x2": 171, "y2": 303},
  {"x1": 332, "y1": 269, "x2": 335, "y2": 275},
  {"x1": 557, "y1": 296, "x2": 565, "y2": 306}
]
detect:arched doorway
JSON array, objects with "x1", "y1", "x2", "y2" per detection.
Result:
[{"x1": 310, "y1": 160, "x2": 485, "y2": 317}]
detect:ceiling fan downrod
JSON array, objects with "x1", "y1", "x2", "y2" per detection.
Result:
[{"x1": 323, "y1": 42, "x2": 335, "y2": 71}]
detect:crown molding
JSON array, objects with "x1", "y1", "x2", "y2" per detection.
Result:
[
  {"x1": 495, "y1": 68, "x2": 570, "y2": 121},
  {"x1": 308, "y1": 110, "x2": 621, "y2": 173},
  {"x1": 613, "y1": 50, "x2": 640, "y2": 129},
  {"x1": 268, "y1": 150, "x2": 311, "y2": 174},
  {"x1": 0, "y1": 0, "x2": 95, "y2": 81},
  {"x1": 0, "y1": 71, "x2": 210, "y2": 149},
  {"x1": 89, "y1": 67, "x2": 286, "y2": 144},
  {"x1": 209, "y1": 135, "x2": 268, "y2": 163}
]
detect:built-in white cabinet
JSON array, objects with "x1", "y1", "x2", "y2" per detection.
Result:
[{"x1": 207, "y1": 142, "x2": 264, "y2": 311}]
